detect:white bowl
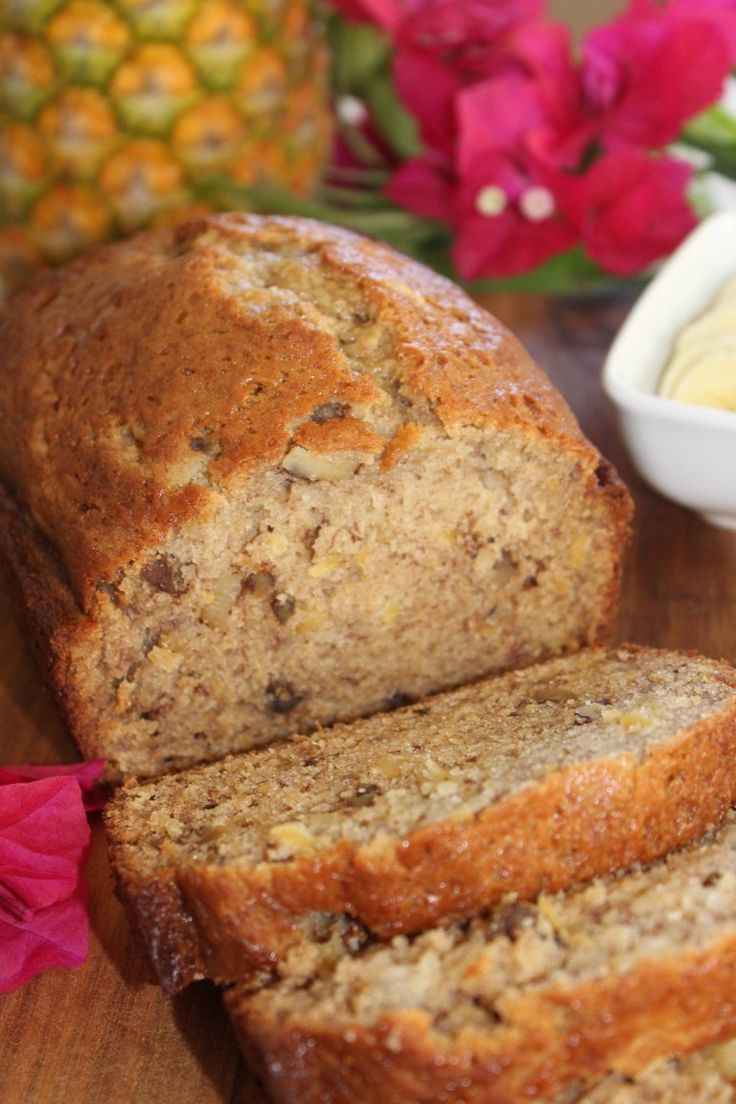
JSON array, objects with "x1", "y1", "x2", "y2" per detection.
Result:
[{"x1": 603, "y1": 212, "x2": 736, "y2": 530}]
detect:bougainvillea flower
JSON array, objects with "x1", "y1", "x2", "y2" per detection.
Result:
[
  {"x1": 0, "y1": 879, "x2": 89, "y2": 993},
  {"x1": 385, "y1": 150, "x2": 453, "y2": 217},
  {"x1": 457, "y1": 73, "x2": 548, "y2": 168},
  {"x1": 0, "y1": 763, "x2": 104, "y2": 992},
  {"x1": 0, "y1": 776, "x2": 89, "y2": 921},
  {"x1": 333, "y1": 0, "x2": 552, "y2": 151},
  {"x1": 670, "y1": 0, "x2": 736, "y2": 54},
  {"x1": 337, "y1": 0, "x2": 730, "y2": 282},
  {"x1": 393, "y1": 50, "x2": 460, "y2": 151},
  {"x1": 396, "y1": 0, "x2": 545, "y2": 54},
  {"x1": 0, "y1": 760, "x2": 107, "y2": 812},
  {"x1": 579, "y1": 0, "x2": 735, "y2": 149},
  {"x1": 551, "y1": 147, "x2": 697, "y2": 275},
  {"x1": 451, "y1": 76, "x2": 576, "y2": 278},
  {"x1": 330, "y1": 0, "x2": 543, "y2": 40},
  {"x1": 393, "y1": 9, "x2": 565, "y2": 150},
  {"x1": 450, "y1": 147, "x2": 577, "y2": 279},
  {"x1": 389, "y1": 73, "x2": 578, "y2": 279}
]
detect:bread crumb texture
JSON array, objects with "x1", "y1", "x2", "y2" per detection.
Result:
[
  {"x1": 106, "y1": 646, "x2": 736, "y2": 992},
  {"x1": 0, "y1": 214, "x2": 632, "y2": 776},
  {"x1": 227, "y1": 811, "x2": 736, "y2": 1104}
]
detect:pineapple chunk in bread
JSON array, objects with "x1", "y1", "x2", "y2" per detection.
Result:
[
  {"x1": 226, "y1": 812, "x2": 736, "y2": 1104},
  {"x1": 0, "y1": 214, "x2": 630, "y2": 780},
  {"x1": 106, "y1": 646, "x2": 736, "y2": 992}
]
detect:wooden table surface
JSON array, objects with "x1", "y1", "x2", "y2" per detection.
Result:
[{"x1": 2, "y1": 292, "x2": 736, "y2": 1104}]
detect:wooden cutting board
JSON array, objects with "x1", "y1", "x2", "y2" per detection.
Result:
[{"x1": 2, "y1": 292, "x2": 735, "y2": 1104}]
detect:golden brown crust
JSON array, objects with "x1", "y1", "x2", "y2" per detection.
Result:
[
  {"x1": 290, "y1": 416, "x2": 385, "y2": 454},
  {"x1": 228, "y1": 932, "x2": 736, "y2": 1104},
  {"x1": 121, "y1": 874, "x2": 207, "y2": 993},
  {"x1": 0, "y1": 484, "x2": 97, "y2": 752},
  {"x1": 583, "y1": 459, "x2": 634, "y2": 644},
  {"x1": 0, "y1": 213, "x2": 620, "y2": 610},
  {"x1": 380, "y1": 423, "x2": 422, "y2": 472},
  {"x1": 106, "y1": 660, "x2": 736, "y2": 991}
]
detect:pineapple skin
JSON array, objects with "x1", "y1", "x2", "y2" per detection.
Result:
[{"x1": 0, "y1": 0, "x2": 333, "y2": 295}]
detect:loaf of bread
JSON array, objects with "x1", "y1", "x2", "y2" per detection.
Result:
[
  {"x1": 0, "y1": 214, "x2": 631, "y2": 780},
  {"x1": 225, "y1": 810, "x2": 736, "y2": 1104},
  {"x1": 106, "y1": 646, "x2": 736, "y2": 993}
]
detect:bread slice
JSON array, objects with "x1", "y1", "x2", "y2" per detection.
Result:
[
  {"x1": 226, "y1": 811, "x2": 736, "y2": 1104},
  {"x1": 105, "y1": 646, "x2": 736, "y2": 993},
  {"x1": 0, "y1": 213, "x2": 631, "y2": 781},
  {"x1": 240, "y1": 1040, "x2": 736, "y2": 1104},
  {"x1": 573, "y1": 1041, "x2": 736, "y2": 1103}
]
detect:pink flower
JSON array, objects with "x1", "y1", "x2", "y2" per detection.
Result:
[
  {"x1": 331, "y1": 0, "x2": 551, "y2": 151},
  {"x1": 338, "y1": 0, "x2": 731, "y2": 280},
  {"x1": 388, "y1": 73, "x2": 577, "y2": 278},
  {"x1": 0, "y1": 760, "x2": 108, "y2": 812},
  {"x1": 386, "y1": 152, "x2": 453, "y2": 218},
  {"x1": 0, "y1": 760, "x2": 105, "y2": 992},
  {"x1": 1, "y1": 880, "x2": 89, "y2": 994},
  {"x1": 550, "y1": 147, "x2": 697, "y2": 275},
  {"x1": 330, "y1": 0, "x2": 544, "y2": 40},
  {"x1": 393, "y1": 6, "x2": 557, "y2": 151},
  {"x1": 669, "y1": 0, "x2": 736, "y2": 55},
  {"x1": 450, "y1": 151, "x2": 576, "y2": 279},
  {"x1": 576, "y1": 0, "x2": 736, "y2": 150},
  {"x1": 396, "y1": 0, "x2": 545, "y2": 54}
]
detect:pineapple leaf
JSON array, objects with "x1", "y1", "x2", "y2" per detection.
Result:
[
  {"x1": 327, "y1": 18, "x2": 391, "y2": 95},
  {"x1": 365, "y1": 74, "x2": 421, "y2": 159},
  {"x1": 197, "y1": 178, "x2": 444, "y2": 253}
]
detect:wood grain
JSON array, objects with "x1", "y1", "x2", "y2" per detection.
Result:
[{"x1": 1, "y1": 292, "x2": 735, "y2": 1104}]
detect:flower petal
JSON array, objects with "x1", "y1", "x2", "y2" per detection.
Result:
[
  {"x1": 559, "y1": 148, "x2": 697, "y2": 275},
  {"x1": 385, "y1": 153, "x2": 454, "y2": 218},
  {"x1": 0, "y1": 879, "x2": 89, "y2": 994},
  {"x1": 393, "y1": 49, "x2": 460, "y2": 151},
  {"x1": 453, "y1": 209, "x2": 576, "y2": 280},
  {"x1": 457, "y1": 75, "x2": 548, "y2": 173},
  {"x1": 0, "y1": 777, "x2": 90, "y2": 917},
  {"x1": 582, "y1": 1, "x2": 734, "y2": 147},
  {"x1": 0, "y1": 760, "x2": 107, "y2": 812}
]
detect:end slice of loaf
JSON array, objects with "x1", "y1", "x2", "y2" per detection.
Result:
[
  {"x1": 106, "y1": 646, "x2": 736, "y2": 993},
  {"x1": 226, "y1": 811, "x2": 736, "y2": 1104}
]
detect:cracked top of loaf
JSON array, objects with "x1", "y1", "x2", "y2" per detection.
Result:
[{"x1": 0, "y1": 213, "x2": 593, "y2": 608}]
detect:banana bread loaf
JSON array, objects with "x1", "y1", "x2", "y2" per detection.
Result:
[
  {"x1": 0, "y1": 214, "x2": 631, "y2": 781},
  {"x1": 226, "y1": 810, "x2": 736, "y2": 1104},
  {"x1": 106, "y1": 646, "x2": 736, "y2": 993}
]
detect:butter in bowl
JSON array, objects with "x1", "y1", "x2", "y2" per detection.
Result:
[{"x1": 603, "y1": 212, "x2": 736, "y2": 529}]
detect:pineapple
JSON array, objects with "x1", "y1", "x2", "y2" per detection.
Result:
[{"x1": 0, "y1": 0, "x2": 333, "y2": 296}]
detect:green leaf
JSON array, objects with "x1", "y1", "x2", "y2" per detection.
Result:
[
  {"x1": 197, "y1": 178, "x2": 441, "y2": 251},
  {"x1": 327, "y1": 18, "x2": 391, "y2": 95},
  {"x1": 681, "y1": 138, "x2": 736, "y2": 178},
  {"x1": 365, "y1": 74, "x2": 422, "y2": 158},
  {"x1": 685, "y1": 105, "x2": 736, "y2": 147},
  {"x1": 465, "y1": 248, "x2": 634, "y2": 295}
]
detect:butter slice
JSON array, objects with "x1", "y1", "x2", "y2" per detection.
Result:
[{"x1": 659, "y1": 286, "x2": 736, "y2": 411}]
